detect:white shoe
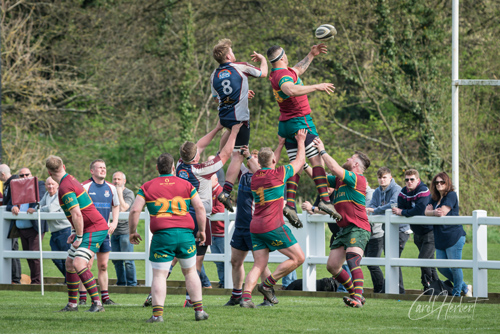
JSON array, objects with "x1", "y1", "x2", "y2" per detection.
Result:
[{"x1": 465, "y1": 285, "x2": 473, "y2": 297}]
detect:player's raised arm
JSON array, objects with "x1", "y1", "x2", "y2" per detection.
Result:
[
  {"x1": 251, "y1": 51, "x2": 268, "y2": 78},
  {"x1": 292, "y1": 43, "x2": 328, "y2": 76},
  {"x1": 273, "y1": 135, "x2": 286, "y2": 164},
  {"x1": 290, "y1": 129, "x2": 307, "y2": 173},
  {"x1": 241, "y1": 145, "x2": 260, "y2": 173},
  {"x1": 218, "y1": 123, "x2": 243, "y2": 164},
  {"x1": 281, "y1": 81, "x2": 335, "y2": 97},
  {"x1": 313, "y1": 137, "x2": 344, "y2": 178},
  {"x1": 129, "y1": 195, "x2": 145, "y2": 245},
  {"x1": 196, "y1": 120, "x2": 225, "y2": 155}
]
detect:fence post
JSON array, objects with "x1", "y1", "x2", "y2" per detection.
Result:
[
  {"x1": 384, "y1": 209, "x2": 399, "y2": 294},
  {"x1": 472, "y1": 210, "x2": 487, "y2": 297},
  {"x1": 302, "y1": 212, "x2": 316, "y2": 291},
  {"x1": 223, "y1": 210, "x2": 234, "y2": 289},
  {"x1": 0, "y1": 206, "x2": 12, "y2": 284},
  {"x1": 144, "y1": 208, "x2": 152, "y2": 287}
]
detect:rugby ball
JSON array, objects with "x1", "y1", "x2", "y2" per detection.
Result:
[{"x1": 315, "y1": 24, "x2": 337, "y2": 41}]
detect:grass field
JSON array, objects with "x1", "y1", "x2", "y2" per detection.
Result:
[
  {"x1": 0, "y1": 291, "x2": 499, "y2": 333},
  {"x1": 23, "y1": 222, "x2": 500, "y2": 293}
]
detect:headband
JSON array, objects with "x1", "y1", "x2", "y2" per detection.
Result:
[{"x1": 270, "y1": 48, "x2": 285, "y2": 63}]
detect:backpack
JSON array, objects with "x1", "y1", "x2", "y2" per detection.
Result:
[{"x1": 422, "y1": 274, "x2": 454, "y2": 296}]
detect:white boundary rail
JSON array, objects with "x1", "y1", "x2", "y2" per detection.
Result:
[{"x1": 2, "y1": 206, "x2": 500, "y2": 297}]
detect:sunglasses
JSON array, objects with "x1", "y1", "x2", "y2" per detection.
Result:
[
  {"x1": 405, "y1": 178, "x2": 416, "y2": 182},
  {"x1": 434, "y1": 180, "x2": 446, "y2": 185},
  {"x1": 19, "y1": 174, "x2": 31, "y2": 177}
]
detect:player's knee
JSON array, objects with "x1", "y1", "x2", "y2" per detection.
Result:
[
  {"x1": 346, "y1": 252, "x2": 362, "y2": 269},
  {"x1": 99, "y1": 263, "x2": 108, "y2": 271},
  {"x1": 295, "y1": 252, "x2": 305, "y2": 266},
  {"x1": 230, "y1": 256, "x2": 244, "y2": 268}
]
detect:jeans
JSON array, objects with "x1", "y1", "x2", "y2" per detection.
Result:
[
  {"x1": 12, "y1": 238, "x2": 21, "y2": 283},
  {"x1": 19, "y1": 228, "x2": 44, "y2": 284},
  {"x1": 436, "y1": 236, "x2": 468, "y2": 296},
  {"x1": 199, "y1": 264, "x2": 211, "y2": 287},
  {"x1": 211, "y1": 236, "x2": 225, "y2": 286},
  {"x1": 414, "y1": 230, "x2": 439, "y2": 287},
  {"x1": 282, "y1": 270, "x2": 297, "y2": 288},
  {"x1": 49, "y1": 227, "x2": 71, "y2": 277},
  {"x1": 111, "y1": 234, "x2": 137, "y2": 286},
  {"x1": 366, "y1": 237, "x2": 384, "y2": 293}
]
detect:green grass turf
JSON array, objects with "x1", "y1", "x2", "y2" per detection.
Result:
[
  {"x1": 28, "y1": 221, "x2": 500, "y2": 293},
  {"x1": 0, "y1": 291, "x2": 499, "y2": 333}
]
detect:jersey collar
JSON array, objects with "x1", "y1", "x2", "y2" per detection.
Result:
[
  {"x1": 271, "y1": 68, "x2": 286, "y2": 71},
  {"x1": 60, "y1": 173, "x2": 69, "y2": 183},
  {"x1": 261, "y1": 167, "x2": 272, "y2": 170},
  {"x1": 159, "y1": 174, "x2": 174, "y2": 177}
]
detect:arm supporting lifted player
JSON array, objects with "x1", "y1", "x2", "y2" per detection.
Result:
[{"x1": 280, "y1": 43, "x2": 335, "y2": 97}]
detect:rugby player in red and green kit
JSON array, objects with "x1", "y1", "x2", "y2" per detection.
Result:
[
  {"x1": 240, "y1": 129, "x2": 308, "y2": 308},
  {"x1": 45, "y1": 155, "x2": 109, "y2": 313},
  {"x1": 314, "y1": 138, "x2": 372, "y2": 308},
  {"x1": 128, "y1": 153, "x2": 209, "y2": 322},
  {"x1": 265, "y1": 44, "x2": 342, "y2": 227}
]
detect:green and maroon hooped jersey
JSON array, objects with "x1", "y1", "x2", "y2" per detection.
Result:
[
  {"x1": 250, "y1": 165, "x2": 295, "y2": 234},
  {"x1": 58, "y1": 173, "x2": 108, "y2": 233}
]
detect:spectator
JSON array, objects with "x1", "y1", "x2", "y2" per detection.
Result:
[
  {"x1": 6, "y1": 168, "x2": 48, "y2": 284},
  {"x1": 425, "y1": 172, "x2": 472, "y2": 297},
  {"x1": 111, "y1": 171, "x2": 137, "y2": 286},
  {"x1": 39, "y1": 176, "x2": 72, "y2": 277},
  {"x1": 393, "y1": 168, "x2": 438, "y2": 290},
  {"x1": 0, "y1": 164, "x2": 21, "y2": 284},
  {"x1": 366, "y1": 167, "x2": 408, "y2": 294}
]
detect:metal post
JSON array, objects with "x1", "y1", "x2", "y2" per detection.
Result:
[{"x1": 451, "y1": 0, "x2": 460, "y2": 198}]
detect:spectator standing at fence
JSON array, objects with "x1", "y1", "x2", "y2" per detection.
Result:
[
  {"x1": 392, "y1": 169, "x2": 438, "y2": 290},
  {"x1": 39, "y1": 176, "x2": 72, "y2": 277},
  {"x1": 80, "y1": 159, "x2": 120, "y2": 305},
  {"x1": 129, "y1": 153, "x2": 209, "y2": 322},
  {"x1": 313, "y1": 138, "x2": 371, "y2": 308},
  {"x1": 6, "y1": 168, "x2": 48, "y2": 285},
  {"x1": 425, "y1": 172, "x2": 472, "y2": 297},
  {"x1": 46, "y1": 155, "x2": 109, "y2": 312},
  {"x1": 111, "y1": 171, "x2": 137, "y2": 286},
  {"x1": 366, "y1": 167, "x2": 409, "y2": 294},
  {"x1": 0, "y1": 164, "x2": 21, "y2": 284}
]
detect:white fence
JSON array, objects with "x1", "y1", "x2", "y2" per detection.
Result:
[{"x1": 2, "y1": 206, "x2": 500, "y2": 297}]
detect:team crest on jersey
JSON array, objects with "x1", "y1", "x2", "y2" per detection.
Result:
[
  {"x1": 218, "y1": 69, "x2": 231, "y2": 79},
  {"x1": 104, "y1": 190, "x2": 110, "y2": 197},
  {"x1": 178, "y1": 169, "x2": 189, "y2": 180},
  {"x1": 350, "y1": 238, "x2": 356, "y2": 244},
  {"x1": 187, "y1": 245, "x2": 196, "y2": 254},
  {"x1": 271, "y1": 240, "x2": 283, "y2": 247},
  {"x1": 96, "y1": 243, "x2": 100, "y2": 248}
]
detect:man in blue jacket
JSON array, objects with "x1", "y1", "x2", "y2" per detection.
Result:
[
  {"x1": 367, "y1": 167, "x2": 409, "y2": 293},
  {"x1": 392, "y1": 168, "x2": 438, "y2": 290}
]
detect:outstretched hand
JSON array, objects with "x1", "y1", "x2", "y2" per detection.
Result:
[
  {"x1": 316, "y1": 83, "x2": 335, "y2": 95},
  {"x1": 248, "y1": 90, "x2": 255, "y2": 100},
  {"x1": 250, "y1": 51, "x2": 265, "y2": 62},
  {"x1": 310, "y1": 43, "x2": 328, "y2": 57},
  {"x1": 295, "y1": 129, "x2": 308, "y2": 143},
  {"x1": 313, "y1": 137, "x2": 325, "y2": 152}
]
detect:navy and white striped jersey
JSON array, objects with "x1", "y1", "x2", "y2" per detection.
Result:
[{"x1": 210, "y1": 62, "x2": 262, "y2": 122}]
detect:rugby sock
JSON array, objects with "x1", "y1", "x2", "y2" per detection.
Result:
[
  {"x1": 231, "y1": 288, "x2": 243, "y2": 299},
  {"x1": 101, "y1": 290, "x2": 110, "y2": 303},
  {"x1": 79, "y1": 290, "x2": 87, "y2": 302},
  {"x1": 223, "y1": 181, "x2": 234, "y2": 194},
  {"x1": 346, "y1": 252, "x2": 364, "y2": 302},
  {"x1": 77, "y1": 268, "x2": 100, "y2": 303},
  {"x1": 66, "y1": 270, "x2": 80, "y2": 305},
  {"x1": 285, "y1": 174, "x2": 300, "y2": 209},
  {"x1": 263, "y1": 274, "x2": 277, "y2": 288},
  {"x1": 242, "y1": 291, "x2": 252, "y2": 301},
  {"x1": 333, "y1": 268, "x2": 354, "y2": 295},
  {"x1": 152, "y1": 305, "x2": 164, "y2": 317},
  {"x1": 192, "y1": 300, "x2": 203, "y2": 312},
  {"x1": 312, "y1": 165, "x2": 330, "y2": 202}
]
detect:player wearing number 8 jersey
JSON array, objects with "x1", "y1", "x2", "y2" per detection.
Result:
[
  {"x1": 240, "y1": 129, "x2": 308, "y2": 308},
  {"x1": 210, "y1": 38, "x2": 268, "y2": 212},
  {"x1": 129, "y1": 153, "x2": 209, "y2": 322}
]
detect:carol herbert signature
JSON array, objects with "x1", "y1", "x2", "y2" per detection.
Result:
[{"x1": 408, "y1": 290, "x2": 487, "y2": 320}]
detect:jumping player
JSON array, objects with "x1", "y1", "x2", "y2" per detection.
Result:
[
  {"x1": 129, "y1": 153, "x2": 209, "y2": 322},
  {"x1": 240, "y1": 129, "x2": 308, "y2": 308},
  {"x1": 210, "y1": 38, "x2": 268, "y2": 211},
  {"x1": 266, "y1": 44, "x2": 342, "y2": 226},
  {"x1": 314, "y1": 138, "x2": 371, "y2": 308},
  {"x1": 45, "y1": 155, "x2": 109, "y2": 313}
]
